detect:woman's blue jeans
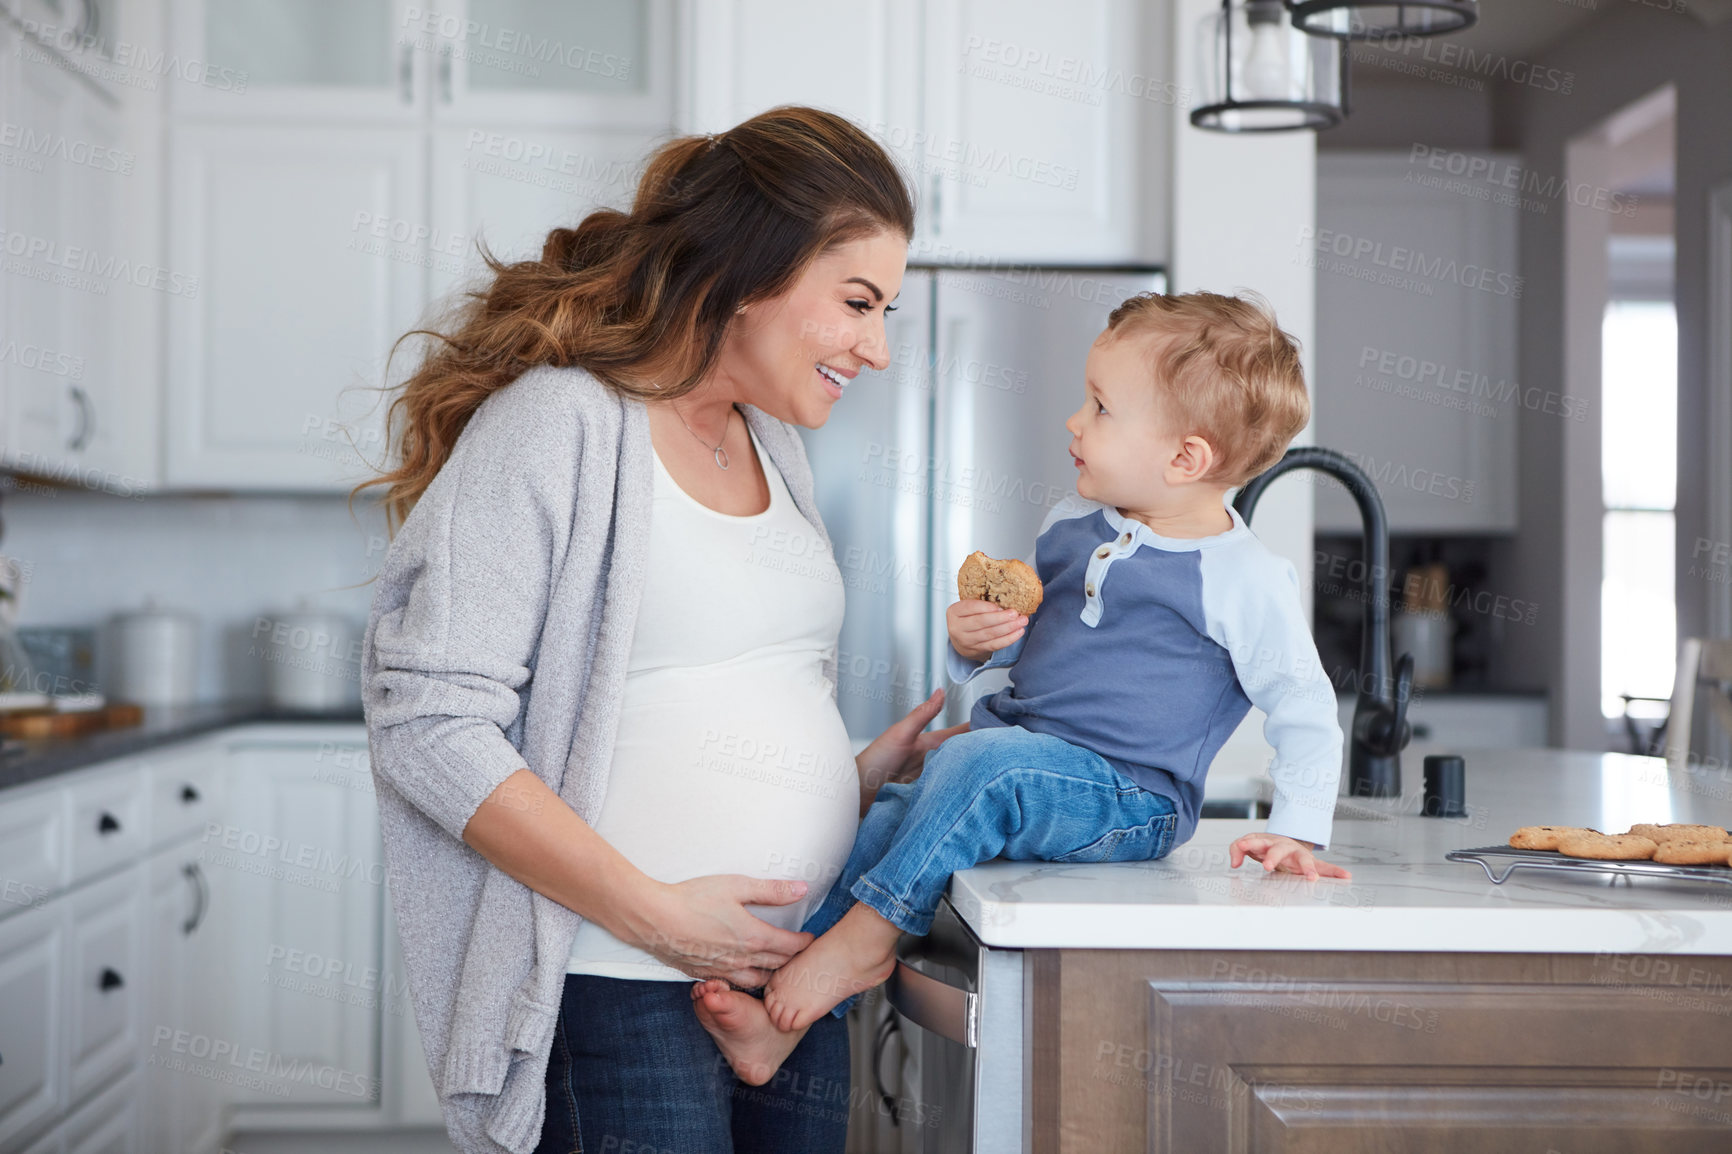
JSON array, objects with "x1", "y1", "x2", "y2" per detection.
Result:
[
  {"x1": 804, "y1": 724, "x2": 1179, "y2": 1018},
  {"x1": 535, "y1": 973, "x2": 850, "y2": 1154}
]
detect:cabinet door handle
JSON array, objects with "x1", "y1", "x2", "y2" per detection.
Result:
[
  {"x1": 183, "y1": 862, "x2": 209, "y2": 935},
  {"x1": 179, "y1": 783, "x2": 201, "y2": 804},
  {"x1": 399, "y1": 43, "x2": 414, "y2": 103},
  {"x1": 97, "y1": 811, "x2": 121, "y2": 835},
  {"x1": 99, "y1": 967, "x2": 124, "y2": 992},
  {"x1": 438, "y1": 43, "x2": 453, "y2": 103},
  {"x1": 68, "y1": 385, "x2": 94, "y2": 452}
]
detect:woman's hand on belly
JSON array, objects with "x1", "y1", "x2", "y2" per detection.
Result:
[
  {"x1": 855, "y1": 688, "x2": 971, "y2": 814},
  {"x1": 460, "y1": 768, "x2": 816, "y2": 988},
  {"x1": 620, "y1": 874, "x2": 817, "y2": 988}
]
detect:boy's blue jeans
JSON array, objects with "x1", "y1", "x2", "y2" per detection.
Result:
[{"x1": 800, "y1": 725, "x2": 1178, "y2": 1018}]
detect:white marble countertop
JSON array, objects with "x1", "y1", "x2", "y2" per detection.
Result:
[{"x1": 947, "y1": 746, "x2": 1732, "y2": 954}]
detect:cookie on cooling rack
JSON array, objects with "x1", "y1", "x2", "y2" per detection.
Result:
[
  {"x1": 1555, "y1": 832, "x2": 1658, "y2": 861},
  {"x1": 1628, "y1": 823, "x2": 1731, "y2": 845},
  {"x1": 1509, "y1": 825, "x2": 1596, "y2": 851},
  {"x1": 1652, "y1": 839, "x2": 1732, "y2": 866}
]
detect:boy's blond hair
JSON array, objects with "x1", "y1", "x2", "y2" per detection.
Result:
[{"x1": 1103, "y1": 290, "x2": 1308, "y2": 487}]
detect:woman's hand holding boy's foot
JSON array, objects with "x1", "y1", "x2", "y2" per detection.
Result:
[{"x1": 762, "y1": 903, "x2": 900, "y2": 1033}]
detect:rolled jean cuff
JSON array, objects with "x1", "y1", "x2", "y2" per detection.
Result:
[{"x1": 851, "y1": 878, "x2": 935, "y2": 937}]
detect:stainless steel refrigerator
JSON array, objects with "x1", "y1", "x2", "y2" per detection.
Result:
[{"x1": 799, "y1": 264, "x2": 1167, "y2": 742}]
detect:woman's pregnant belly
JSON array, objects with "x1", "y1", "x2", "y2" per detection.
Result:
[{"x1": 567, "y1": 655, "x2": 860, "y2": 980}]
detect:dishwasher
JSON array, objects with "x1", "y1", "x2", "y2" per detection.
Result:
[{"x1": 883, "y1": 897, "x2": 1025, "y2": 1153}]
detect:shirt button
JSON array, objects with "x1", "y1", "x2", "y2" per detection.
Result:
[
  {"x1": 1120, "y1": 533, "x2": 1132, "y2": 544},
  {"x1": 1096, "y1": 547, "x2": 1111, "y2": 559},
  {"x1": 1085, "y1": 584, "x2": 1096, "y2": 596}
]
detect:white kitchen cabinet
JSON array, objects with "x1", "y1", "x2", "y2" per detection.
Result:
[
  {"x1": 54, "y1": 74, "x2": 130, "y2": 487},
  {"x1": 62, "y1": 867, "x2": 143, "y2": 1105},
  {"x1": 14, "y1": 0, "x2": 132, "y2": 101},
  {"x1": 65, "y1": 765, "x2": 146, "y2": 888},
  {"x1": 142, "y1": 744, "x2": 224, "y2": 849},
  {"x1": 60, "y1": 1071, "x2": 137, "y2": 1154},
  {"x1": 1313, "y1": 152, "x2": 1522, "y2": 534},
  {"x1": 141, "y1": 837, "x2": 220, "y2": 1154},
  {"x1": 0, "y1": 900, "x2": 65, "y2": 1151},
  {"x1": 681, "y1": 0, "x2": 1157, "y2": 264},
  {"x1": 17, "y1": 1120, "x2": 63, "y2": 1154},
  {"x1": 2, "y1": 28, "x2": 81, "y2": 476},
  {"x1": 0, "y1": 14, "x2": 9, "y2": 477},
  {"x1": 424, "y1": 0, "x2": 673, "y2": 128},
  {"x1": 7, "y1": 1070, "x2": 138, "y2": 1154},
  {"x1": 169, "y1": 0, "x2": 418, "y2": 121},
  {"x1": 213, "y1": 740, "x2": 385, "y2": 1111},
  {"x1": 165, "y1": 125, "x2": 424, "y2": 489},
  {"x1": 681, "y1": 0, "x2": 922, "y2": 167},
  {"x1": 0, "y1": 784, "x2": 68, "y2": 912},
  {"x1": 1, "y1": 728, "x2": 431, "y2": 1148},
  {"x1": 1, "y1": 10, "x2": 158, "y2": 495},
  {"x1": 428, "y1": 124, "x2": 649, "y2": 299},
  {"x1": 169, "y1": 0, "x2": 671, "y2": 127},
  {"x1": 160, "y1": 0, "x2": 673, "y2": 491},
  {"x1": 918, "y1": 0, "x2": 1147, "y2": 263}
]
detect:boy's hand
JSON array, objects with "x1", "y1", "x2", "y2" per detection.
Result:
[
  {"x1": 1228, "y1": 833, "x2": 1352, "y2": 882},
  {"x1": 948, "y1": 599, "x2": 1028, "y2": 662}
]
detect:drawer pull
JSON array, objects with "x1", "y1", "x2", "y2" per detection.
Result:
[
  {"x1": 180, "y1": 784, "x2": 201, "y2": 804},
  {"x1": 183, "y1": 863, "x2": 210, "y2": 935},
  {"x1": 97, "y1": 812, "x2": 121, "y2": 835},
  {"x1": 99, "y1": 967, "x2": 124, "y2": 992}
]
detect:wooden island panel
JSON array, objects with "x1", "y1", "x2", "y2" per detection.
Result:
[{"x1": 1033, "y1": 949, "x2": 1732, "y2": 1152}]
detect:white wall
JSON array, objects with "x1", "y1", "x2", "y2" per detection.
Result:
[
  {"x1": 3, "y1": 488, "x2": 388, "y2": 704},
  {"x1": 1170, "y1": 0, "x2": 1318, "y2": 603}
]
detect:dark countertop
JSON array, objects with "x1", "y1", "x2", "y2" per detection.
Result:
[{"x1": 0, "y1": 701, "x2": 366, "y2": 794}]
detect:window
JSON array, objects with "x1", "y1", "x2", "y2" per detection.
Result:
[{"x1": 1600, "y1": 299, "x2": 1677, "y2": 719}]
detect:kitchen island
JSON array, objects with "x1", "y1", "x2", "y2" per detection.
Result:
[{"x1": 932, "y1": 747, "x2": 1732, "y2": 1152}]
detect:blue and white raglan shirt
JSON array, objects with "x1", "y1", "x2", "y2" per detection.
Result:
[{"x1": 947, "y1": 492, "x2": 1344, "y2": 850}]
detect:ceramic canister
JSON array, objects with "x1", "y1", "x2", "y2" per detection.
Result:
[
  {"x1": 111, "y1": 605, "x2": 200, "y2": 706},
  {"x1": 260, "y1": 609, "x2": 362, "y2": 711}
]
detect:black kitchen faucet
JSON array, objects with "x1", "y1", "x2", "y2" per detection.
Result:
[{"x1": 1234, "y1": 447, "x2": 1414, "y2": 798}]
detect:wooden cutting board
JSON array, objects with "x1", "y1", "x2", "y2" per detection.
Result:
[{"x1": 0, "y1": 703, "x2": 144, "y2": 739}]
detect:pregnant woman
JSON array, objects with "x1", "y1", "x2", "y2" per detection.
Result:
[{"x1": 360, "y1": 107, "x2": 961, "y2": 1154}]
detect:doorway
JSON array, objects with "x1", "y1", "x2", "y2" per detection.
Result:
[{"x1": 1560, "y1": 86, "x2": 1677, "y2": 752}]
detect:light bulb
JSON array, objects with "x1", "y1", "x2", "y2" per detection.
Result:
[{"x1": 1242, "y1": 3, "x2": 1292, "y2": 100}]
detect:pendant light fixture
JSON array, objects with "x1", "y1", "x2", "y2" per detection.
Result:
[
  {"x1": 1286, "y1": 0, "x2": 1478, "y2": 40},
  {"x1": 1191, "y1": 0, "x2": 1349, "y2": 133}
]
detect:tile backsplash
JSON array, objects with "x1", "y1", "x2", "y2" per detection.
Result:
[{"x1": 3, "y1": 487, "x2": 390, "y2": 704}]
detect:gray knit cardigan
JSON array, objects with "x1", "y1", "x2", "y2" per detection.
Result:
[{"x1": 361, "y1": 364, "x2": 839, "y2": 1153}]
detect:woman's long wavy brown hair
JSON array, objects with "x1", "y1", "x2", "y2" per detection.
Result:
[{"x1": 360, "y1": 105, "x2": 915, "y2": 530}]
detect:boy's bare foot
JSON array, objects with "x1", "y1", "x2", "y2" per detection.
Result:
[
  {"x1": 763, "y1": 903, "x2": 899, "y2": 1033},
  {"x1": 690, "y1": 979, "x2": 808, "y2": 1086}
]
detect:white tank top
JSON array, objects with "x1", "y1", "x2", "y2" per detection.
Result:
[{"x1": 567, "y1": 421, "x2": 860, "y2": 980}]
